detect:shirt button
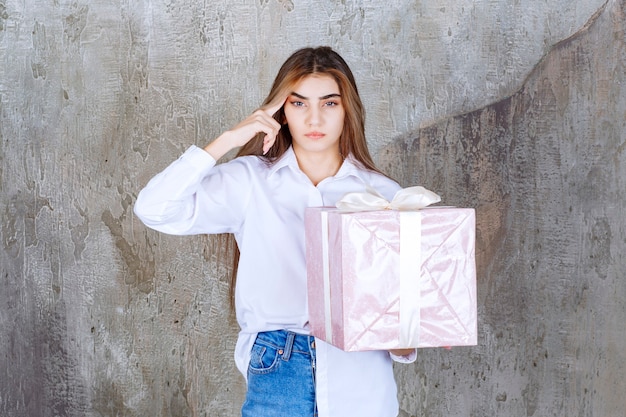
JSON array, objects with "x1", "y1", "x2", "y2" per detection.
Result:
[
  {"x1": 278, "y1": 349, "x2": 284, "y2": 355},
  {"x1": 311, "y1": 341, "x2": 315, "y2": 349}
]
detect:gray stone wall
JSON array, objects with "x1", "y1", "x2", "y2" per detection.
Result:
[{"x1": 1, "y1": 0, "x2": 623, "y2": 416}]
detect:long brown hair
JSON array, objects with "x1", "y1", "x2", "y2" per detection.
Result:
[{"x1": 227, "y1": 46, "x2": 385, "y2": 308}]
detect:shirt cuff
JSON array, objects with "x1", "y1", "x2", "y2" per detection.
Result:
[
  {"x1": 389, "y1": 349, "x2": 417, "y2": 364},
  {"x1": 182, "y1": 145, "x2": 217, "y2": 172}
]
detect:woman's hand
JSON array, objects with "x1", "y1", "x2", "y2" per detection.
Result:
[
  {"x1": 389, "y1": 348, "x2": 415, "y2": 357},
  {"x1": 204, "y1": 98, "x2": 286, "y2": 160}
]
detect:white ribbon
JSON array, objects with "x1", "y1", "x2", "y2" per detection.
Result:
[
  {"x1": 336, "y1": 185, "x2": 441, "y2": 212},
  {"x1": 320, "y1": 211, "x2": 333, "y2": 345},
  {"x1": 399, "y1": 212, "x2": 422, "y2": 347}
]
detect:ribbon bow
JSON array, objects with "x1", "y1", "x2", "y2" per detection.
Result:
[{"x1": 336, "y1": 186, "x2": 441, "y2": 211}]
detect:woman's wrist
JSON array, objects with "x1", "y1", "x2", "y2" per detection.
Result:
[{"x1": 204, "y1": 132, "x2": 236, "y2": 161}]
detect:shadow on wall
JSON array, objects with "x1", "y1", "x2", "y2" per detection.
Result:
[{"x1": 386, "y1": 0, "x2": 626, "y2": 416}]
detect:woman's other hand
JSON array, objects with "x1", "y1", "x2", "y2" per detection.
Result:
[{"x1": 389, "y1": 348, "x2": 415, "y2": 357}]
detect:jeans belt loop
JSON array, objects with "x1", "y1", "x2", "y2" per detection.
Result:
[{"x1": 282, "y1": 331, "x2": 295, "y2": 361}]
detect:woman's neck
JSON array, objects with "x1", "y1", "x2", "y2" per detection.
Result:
[{"x1": 294, "y1": 149, "x2": 343, "y2": 186}]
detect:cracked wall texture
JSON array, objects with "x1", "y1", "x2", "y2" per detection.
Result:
[{"x1": 1, "y1": 0, "x2": 624, "y2": 416}]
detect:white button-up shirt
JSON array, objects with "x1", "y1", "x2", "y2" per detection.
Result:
[{"x1": 134, "y1": 145, "x2": 412, "y2": 417}]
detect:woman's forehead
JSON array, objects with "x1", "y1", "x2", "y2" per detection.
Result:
[{"x1": 290, "y1": 74, "x2": 340, "y2": 98}]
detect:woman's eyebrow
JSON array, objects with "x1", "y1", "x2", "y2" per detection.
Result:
[{"x1": 290, "y1": 92, "x2": 342, "y2": 100}]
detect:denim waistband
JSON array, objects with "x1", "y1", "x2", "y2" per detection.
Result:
[{"x1": 255, "y1": 330, "x2": 316, "y2": 360}]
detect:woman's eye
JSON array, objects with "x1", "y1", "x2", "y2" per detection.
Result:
[
  {"x1": 291, "y1": 100, "x2": 305, "y2": 107},
  {"x1": 324, "y1": 101, "x2": 339, "y2": 107}
]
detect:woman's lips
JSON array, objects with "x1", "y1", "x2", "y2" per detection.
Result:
[{"x1": 305, "y1": 131, "x2": 325, "y2": 139}]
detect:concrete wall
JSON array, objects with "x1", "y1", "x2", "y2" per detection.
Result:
[{"x1": 1, "y1": 0, "x2": 623, "y2": 416}]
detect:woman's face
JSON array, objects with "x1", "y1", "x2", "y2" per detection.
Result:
[{"x1": 283, "y1": 74, "x2": 345, "y2": 159}]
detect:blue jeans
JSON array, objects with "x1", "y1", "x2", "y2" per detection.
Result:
[{"x1": 241, "y1": 330, "x2": 317, "y2": 417}]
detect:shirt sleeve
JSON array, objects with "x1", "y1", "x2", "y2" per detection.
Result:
[{"x1": 133, "y1": 145, "x2": 251, "y2": 235}]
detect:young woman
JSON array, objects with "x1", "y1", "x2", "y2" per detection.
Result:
[{"x1": 134, "y1": 46, "x2": 416, "y2": 417}]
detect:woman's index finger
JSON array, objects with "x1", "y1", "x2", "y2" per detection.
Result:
[{"x1": 264, "y1": 95, "x2": 288, "y2": 117}]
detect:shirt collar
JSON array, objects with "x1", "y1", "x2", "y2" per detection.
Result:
[
  {"x1": 268, "y1": 146, "x2": 299, "y2": 177},
  {"x1": 268, "y1": 146, "x2": 368, "y2": 183},
  {"x1": 335, "y1": 154, "x2": 366, "y2": 180}
]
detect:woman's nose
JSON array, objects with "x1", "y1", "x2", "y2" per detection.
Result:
[{"x1": 306, "y1": 106, "x2": 321, "y2": 126}]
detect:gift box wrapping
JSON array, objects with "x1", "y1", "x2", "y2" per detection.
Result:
[{"x1": 305, "y1": 207, "x2": 477, "y2": 351}]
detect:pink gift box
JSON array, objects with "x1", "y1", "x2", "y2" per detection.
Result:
[{"x1": 305, "y1": 207, "x2": 477, "y2": 351}]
